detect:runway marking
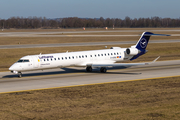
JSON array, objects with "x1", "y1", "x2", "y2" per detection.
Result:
[{"x1": 0, "y1": 75, "x2": 180, "y2": 94}]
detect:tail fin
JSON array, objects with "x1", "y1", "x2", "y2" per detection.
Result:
[
  {"x1": 130, "y1": 32, "x2": 170, "y2": 60},
  {"x1": 135, "y1": 32, "x2": 153, "y2": 50},
  {"x1": 135, "y1": 32, "x2": 170, "y2": 50}
]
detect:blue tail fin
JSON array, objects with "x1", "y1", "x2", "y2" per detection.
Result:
[
  {"x1": 130, "y1": 32, "x2": 170, "y2": 60},
  {"x1": 135, "y1": 32, "x2": 153, "y2": 50}
]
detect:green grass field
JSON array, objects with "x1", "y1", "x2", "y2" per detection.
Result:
[{"x1": 0, "y1": 76, "x2": 180, "y2": 120}]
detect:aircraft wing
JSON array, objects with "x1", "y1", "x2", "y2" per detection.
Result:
[{"x1": 88, "y1": 56, "x2": 160, "y2": 68}]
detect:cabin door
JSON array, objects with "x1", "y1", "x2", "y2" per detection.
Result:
[{"x1": 32, "y1": 56, "x2": 40, "y2": 68}]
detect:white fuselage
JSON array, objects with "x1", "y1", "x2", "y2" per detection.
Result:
[{"x1": 9, "y1": 48, "x2": 132, "y2": 72}]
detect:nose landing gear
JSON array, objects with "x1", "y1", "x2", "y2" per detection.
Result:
[
  {"x1": 18, "y1": 72, "x2": 22, "y2": 78},
  {"x1": 11, "y1": 71, "x2": 22, "y2": 78}
]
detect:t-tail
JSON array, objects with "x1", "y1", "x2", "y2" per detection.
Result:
[{"x1": 126, "y1": 32, "x2": 170, "y2": 60}]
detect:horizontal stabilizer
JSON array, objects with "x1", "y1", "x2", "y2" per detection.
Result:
[{"x1": 143, "y1": 33, "x2": 170, "y2": 36}]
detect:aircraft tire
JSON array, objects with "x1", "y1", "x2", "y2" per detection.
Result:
[
  {"x1": 18, "y1": 72, "x2": 22, "y2": 78},
  {"x1": 100, "y1": 67, "x2": 107, "y2": 73},
  {"x1": 86, "y1": 66, "x2": 92, "y2": 72}
]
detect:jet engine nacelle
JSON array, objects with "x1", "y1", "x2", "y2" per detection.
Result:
[{"x1": 126, "y1": 48, "x2": 140, "y2": 55}]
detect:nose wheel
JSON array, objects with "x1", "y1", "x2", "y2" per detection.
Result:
[{"x1": 18, "y1": 72, "x2": 22, "y2": 78}]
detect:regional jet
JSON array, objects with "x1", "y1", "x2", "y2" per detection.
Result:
[{"x1": 9, "y1": 32, "x2": 169, "y2": 77}]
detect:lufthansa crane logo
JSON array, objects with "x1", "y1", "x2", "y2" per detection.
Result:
[{"x1": 140, "y1": 38, "x2": 147, "y2": 48}]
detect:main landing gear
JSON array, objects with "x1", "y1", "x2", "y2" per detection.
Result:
[
  {"x1": 86, "y1": 66, "x2": 92, "y2": 72},
  {"x1": 86, "y1": 66, "x2": 107, "y2": 73},
  {"x1": 100, "y1": 67, "x2": 107, "y2": 73}
]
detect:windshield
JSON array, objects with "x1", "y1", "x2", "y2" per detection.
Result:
[{"x1": 17, "y1": 59, "x2": 30, "y2": 63}]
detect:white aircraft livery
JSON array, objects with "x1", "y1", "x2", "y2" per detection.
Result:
[{"x1": 9, "y1": 32, "x2": 169, "y2": 77}]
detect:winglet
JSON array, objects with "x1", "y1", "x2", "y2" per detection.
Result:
[
  {"x1": 152, "y1": 56, "x2": 160, "y2": 63},
  {"x1": 145, "y1": 56, "x2": 160, "y2": 65}
]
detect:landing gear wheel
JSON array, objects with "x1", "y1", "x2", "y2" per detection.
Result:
[
  {"x1": 86, "y1": 66, "x2": 92, "y2": 72},
  {"x1": 100, "y1": 67, "x2": 107, "y2": 73},
  {"x1": 18, "y1": 72, "x2": 22, "y2": 78}
]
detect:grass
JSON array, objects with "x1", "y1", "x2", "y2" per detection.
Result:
[
  {"x1": 0, "y1": 28, "x2": 83, "y2": 32},
  {"x1": 0, "y1": 42, "x2": 180, "y2": 71},
  {"x1": 0, "y1": 28, "x2": 180, "y2": 45},
  {"x1": 0, "y1": 76, "x2": 180, "y2": 119},
  {"x1": 0, "y1": 37, "x2": 137, "y2": 45}
]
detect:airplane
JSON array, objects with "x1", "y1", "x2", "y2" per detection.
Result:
[{"x1": 9, "y1": 32, "x2": 169, "y2": 78}]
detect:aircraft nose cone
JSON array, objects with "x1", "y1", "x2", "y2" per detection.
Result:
[
  {"x1": 9, "y1": 64, "x2": 19, "y2": 71},
  {"x1": 9, "y1": 65, "x2": 14, "y2": 71},
  {"x1": 9, "y1": 63, "x2": 23, "y2": 71}
]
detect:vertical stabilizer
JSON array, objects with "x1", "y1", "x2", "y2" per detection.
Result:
[
  {"x1": 130, "y1": 32, "x2": 170, "y2": 60},
  {"x1": 135, "y1": 32, "x2": 153, "y2": 50}
]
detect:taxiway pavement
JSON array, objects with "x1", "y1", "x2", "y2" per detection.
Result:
[
  {"x1": 0, "y1": 60, "x2": 179, "y2": 93},
  {"x1": 1, "y1": 29, "x2": 180, "y2": 37}
]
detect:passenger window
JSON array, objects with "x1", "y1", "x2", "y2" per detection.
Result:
[
  {"x1": 98, "y1": 54, "x2": 100, "y2": 57},
  {"x1": 65, "y1": 57, "x2": 67, "y2": 59},
  {"x1": 117, "y1": 52, "x2": 119, "y2": 55},
  {"x1": 82, "y1": 55, "x2": 84, "y2": 58},
  {"x1": 58, "y1": 58, "x2": 60, "y2": 60},
  {"x1": 47, "y1": 59, "x2": 49, "y2": 61},
  {"x1": 69, "y1": 57, "x2": 71, "y2": 59},
  {"x1": 108, "y1": 53, "x2": 110, "y2": 56},
  {"x1": 72, "y1": 56, "x2": 74, "y2": 59},
  {"x1": 101, "y1": 54, "x2": 103, "y2": 56},
  {"x1": 79, "y1": 56, "x2": 81, "y2": 58},
  {"x1": 95, "y1": 55, "x2": 97, "y2": 57},
  {"x1": 85, "y1": 55, "x2": 87, "y2": 58},
  {"x1": 104, "y1": 53, "x2": 106, "y2": 56},
  {"x1": 114, "y1": 53, "x2": 116, "y2": 55},
  {"x1": 62, "y1": 57, "x2": 64, "y2": 60},
  {"x1": 54, "y1": 58, "x2": 56, "y2": 60},
  {"x1": 90, "y1": 55, "x2": 92, "y2": 57},
  {"x1": 44, "y1": 59, "x2": 46, "y2": 61},
  {"x1": 111, "y1": 53, "x2": 113, "y2": 55}
]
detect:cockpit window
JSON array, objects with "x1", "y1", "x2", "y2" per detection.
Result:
[
  {"x1": 23, "y1": 60, "x2": 30, "y2": 62},
  {"x1": 17, "y1": 59, "x2": 30, "y2": 63},
  {"x1": 17, "y1": 60, "x2": 23, "y2": 62}
]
